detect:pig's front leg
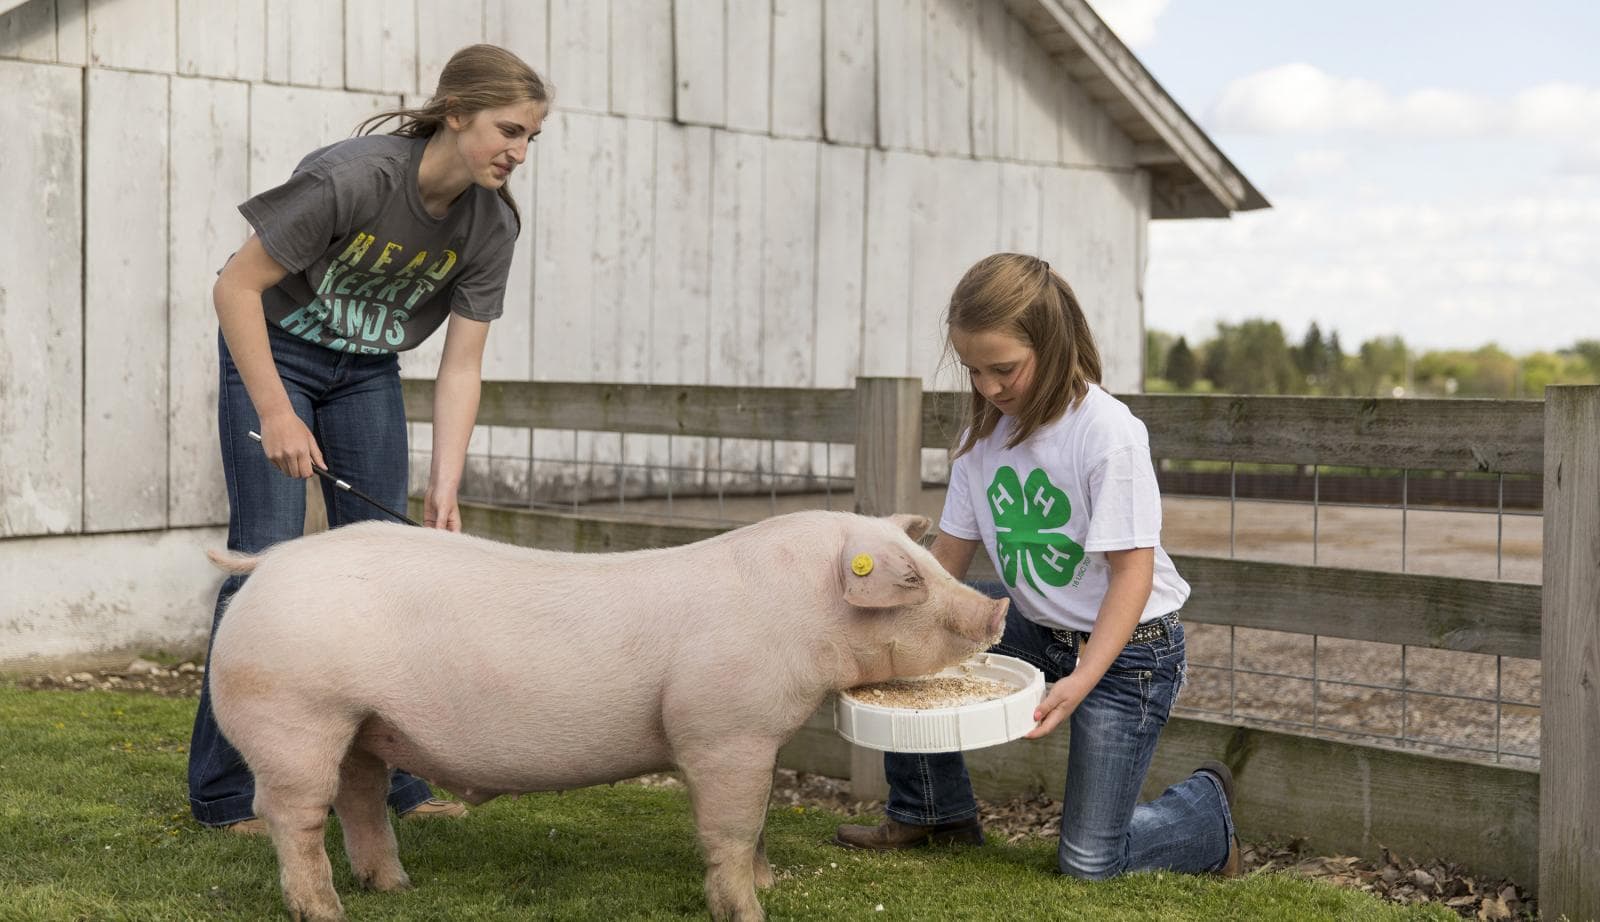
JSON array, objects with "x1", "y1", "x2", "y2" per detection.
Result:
[{"x1": 678, "y1": 738, "x2": 779, "y2": 922}]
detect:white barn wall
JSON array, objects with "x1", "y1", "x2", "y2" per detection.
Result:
[
  {"x1": 263, "y1": 0, "x2": 342, "y2": 88},
  {"x1": 821, "y1": 0, "x2": 873, "y2": 146},
  {"x1": 0, "y1": 0, "x2": 55, "y2": 60},
  {"x1": 83, "y1": 67, "x2": 169, "y2": 532},
  {"x1": 724, "y1": 0, "x2": 771, "y2": 133},
  {"x1": 530, "y1": 109, "x2": 602, "y2": 497},
  {"x1": 418, "y1": 0, "x2": 485, "y2": 94},
  {"x1": 875, "y1": 0, "x2": 927, "y2": 152},
  {"x1": 650, "y1": 122, "x2": 714, "y2": 489},
  {"x1": 177, "y1": 0, "x2": 265, "y2": 82},
  {"x1": 344, "y1": 0, "x2": 417, "y2": 96},
  {"x1": 56, "y1": 0, "x2": 84, "y2": 65},
  {"x1": 610, "y1": 0, "x2": 673, "y2": 119},
  {"x1": 925, "y1": 0, "x2": 974, "y2": 158},
  {"x1": 168, "y1": 76, "x2": 249, "y2": 527},
  {"x1": 485, "y1": 0, "x2": 549, "y2": 82},
  {"x1": 1040, "y1": 167, "x2": 1145, "y2": 390},
  {"x1": 673, "y1": 0, "x2": 723, "y2": 126},
  {"x1": 0, "y1": 59, "x2": 81, "y2": 537},
  {"x1": 88, "y1": 0, "x2": 174, "y2": 72},
  {"x1": 813, "y1": 143, "x2": 866, "y2": 480},
  {"x1": 0, "y1": 0, "x2": 1155, "y2": 665},
  {"x1": 970, "y1": 0, "x2": 1007, "y2": 158},
  {"x1": 769, "y1": 0, "x2": 822, "y2": 140},
  {"x1": 548, "y1": 0, "x2": 607, "y2": 114},
  {"x1": 761, "y1": 137, "x2": 820, "y2": 475},
  {"x1": 706, "y1": 130, "x2": 767, "y2": 489},
  {"x1": 1, "y1": 527, "x2": 226, "y2": 667}
]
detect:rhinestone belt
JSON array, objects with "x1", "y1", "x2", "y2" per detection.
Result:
[{"x1": 1051, "y1": 611, "x2": 1180, "y2": 648}]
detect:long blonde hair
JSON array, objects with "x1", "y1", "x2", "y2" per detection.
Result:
[
  {"x1": 946, "y1": 253, "x2": 1103, "y2": 457},
  {"x1": 356, "y1": 44, "x2": 549, "y2": 224}
]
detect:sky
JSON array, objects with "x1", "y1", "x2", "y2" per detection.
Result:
[{"x1": 1091, "y1": 0, "x2": 1600, "y2": 355}]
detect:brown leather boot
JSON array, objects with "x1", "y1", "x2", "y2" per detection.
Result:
[
  {"x1": 1195, "y1": 760, "x2": 1241, "y2": 878},
  {"x1": 221, "y1": 817, "x2": 269, "y2": 837},
  {"x1": 833, "y1": 816, "x2": 984, "y2": 851},
  {"x1": 399, "y1": 798, "x2": 468, "y2": 821}
]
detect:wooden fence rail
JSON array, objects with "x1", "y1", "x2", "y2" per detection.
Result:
[
  {"x1": 402, "y1": 377, "x2": 1595, "y2": 918},
  {"x1": 408, "y1": 383, "x2": 1547, "y2": 476}
]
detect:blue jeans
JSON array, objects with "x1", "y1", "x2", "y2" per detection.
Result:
[
  {"x1": 188, "y1": 327, "x2": 432, "y2": 826},
  {"x1": 884, "y1": 581, "x2": 1233, "y2": 878}
]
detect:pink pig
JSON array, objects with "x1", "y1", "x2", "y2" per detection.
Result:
[{"x1": 206, "y1": 510, "x2": 1008, "y2": 922}]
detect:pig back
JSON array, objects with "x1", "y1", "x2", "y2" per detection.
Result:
[{"x1": 208, "y1": 518, "x2": 845, "y2": 781}]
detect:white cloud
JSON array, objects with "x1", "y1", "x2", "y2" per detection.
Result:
[
  {"x1": 1270, "y1": 148, "x2": 1353, "y2": 194},
  {"x1": 1089, "y1": 0, "x2": 1169, "y2": 49},
  {"x1": 1209, "y1": 64, "x2": 1600, "y2": 144},
  {"x1": 1557, "y1": 138, "x2": 1600, "y2": 175},
  {"x1": 1511, "y1": 83, "x2": 1600, "y2": 141},
  {"x1": 1145, "y1": 180, "x2": 1600, "y2": 354}
]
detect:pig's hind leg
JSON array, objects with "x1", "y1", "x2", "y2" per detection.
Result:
[
  {"x1": 679, "y1": 739, "x2": 780, "y2": 922},
  {"x1": 334, "y1": 745, "x2": 411, "y2": 893},
  {"x1": 242, "y1": 713, "x2": 364, "y2": 922}
]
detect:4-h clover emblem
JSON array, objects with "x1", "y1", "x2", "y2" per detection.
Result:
[{"x1": 987, "y1": 466, "x2": 1085, "y2": 593}]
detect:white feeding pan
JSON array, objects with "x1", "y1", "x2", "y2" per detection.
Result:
[{"x1": 835, "y1": 653, "x2": 1046, "y2": 753}]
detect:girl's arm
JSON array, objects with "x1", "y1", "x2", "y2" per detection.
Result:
[
  {"x1": 1023, "y1": 546, "x2": 1154, "y2": 739},
  {"x1": 214, "y1": 235, "x2": 325, "y2": 479},
  {"x1": 930, "y1": 532, "x2": 979, "y2": 582},
  {"x1": 425, "y1": 313, "x2": 491, "y2": 531}
]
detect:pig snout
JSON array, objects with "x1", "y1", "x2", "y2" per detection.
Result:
[
  {"x1": 958, "y1": 592, "x2": 1008, "y2": 646},
  {"x1": 984, "y1": 596, "x2": 1009, "y2": 643}
]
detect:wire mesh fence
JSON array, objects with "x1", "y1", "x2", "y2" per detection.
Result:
[{"x1": 1164, "y1": 461, "x2": 1542, "y2": 769}]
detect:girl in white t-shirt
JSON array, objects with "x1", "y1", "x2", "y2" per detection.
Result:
[{"x1": 834, "y1": 252, "x2": 1240, "y2": 879}]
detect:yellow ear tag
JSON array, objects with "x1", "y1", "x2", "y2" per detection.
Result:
[{"x1": 851, "y1": 553, "x2": 875, "y2": 576}]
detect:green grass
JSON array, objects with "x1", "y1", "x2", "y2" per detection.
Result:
[{"x1": 0, "y1": 685, "x2": 1455, "y2": 922}]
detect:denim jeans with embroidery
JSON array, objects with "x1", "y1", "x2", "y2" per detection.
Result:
[
  {"x1": 883, "y1": 579, "x2": 1234, "y2": 878},
  {"x1": 188, "y1": 327, "x2": 432, "y2": 826}
]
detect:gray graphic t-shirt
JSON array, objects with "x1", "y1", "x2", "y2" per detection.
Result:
[{"x1": 238, "y1": 134, "x2": 518, "y2": 354}]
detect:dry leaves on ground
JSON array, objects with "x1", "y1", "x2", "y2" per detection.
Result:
[{"x1": 750, "y1": 771, "x2": 1536, "y2": 921}]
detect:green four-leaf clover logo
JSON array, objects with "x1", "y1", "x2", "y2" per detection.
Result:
[{"x1": 987, "y1": 466, "x2": 1084, "y2": 593}]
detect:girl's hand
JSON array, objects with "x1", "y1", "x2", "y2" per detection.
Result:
[
  {"x1": 258, "y1": 411, "x2": 324, "y2": 480},
  {"x1": 423, "y1": 486, "x2": 462, "y2": 532},
  {"x1": 1024, "y1": 674, "x2": 1093, "y2": 739}
]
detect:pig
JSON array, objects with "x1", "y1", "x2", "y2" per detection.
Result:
[{"x1": 205, "y1": 510, "x2": 1009, "y2": 922}]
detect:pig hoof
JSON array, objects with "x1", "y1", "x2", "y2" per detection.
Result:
[
  {"x1": 286, "y1": 898, "x2": 345, "y2": 922},
  {"x1": 356, "y1": 866, "x2": 412, "y2": 892},
  {"x1": 708, "y1": 893, "x2": 765, "y2": 922}
]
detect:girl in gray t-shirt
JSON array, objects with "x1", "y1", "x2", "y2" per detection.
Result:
[{"x1": 188, "y1": 44, "x2": 549, "y2": 835}]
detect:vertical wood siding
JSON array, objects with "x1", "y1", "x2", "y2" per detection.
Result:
[
  {"x1": 83, "y1": 67, "x2": 169, "y2": 531},
  {"x1": 0, "y1": 59, "x2": 81, "y2": 536},
  {"x1": 1, "y1": 0, "x2": 1147, "y2": 536}
]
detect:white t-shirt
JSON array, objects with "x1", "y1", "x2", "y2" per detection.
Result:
[{"x1": 939, "y1": 385, "x2": 1190, "y2": 633}]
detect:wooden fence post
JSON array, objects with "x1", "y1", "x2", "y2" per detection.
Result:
[
  {"x1": 1541, "y1": 385, "x2": 1600, "y2": 921},
  {"x1": 849, "y1": 376, "x2": 924, "y2": 802}
]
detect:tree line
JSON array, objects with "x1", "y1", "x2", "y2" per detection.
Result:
[{"x1": 1145, "y1": 321, "x2": 1600, "y2": 398}]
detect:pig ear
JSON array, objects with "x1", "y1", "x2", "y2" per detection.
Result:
[
  {"x1": 841, "y1": 548, "x2": 931, "y2": 609},
  {"x1": 886, "y1": 514, "x2": 931, "y2": 541}
]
